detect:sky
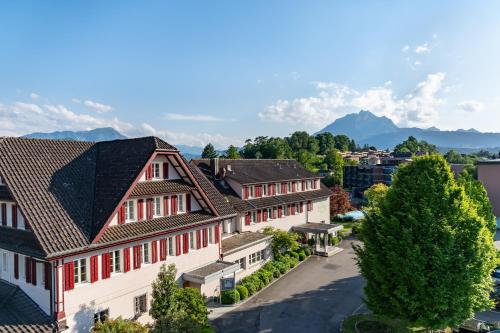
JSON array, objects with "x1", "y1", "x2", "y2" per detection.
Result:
[{"x1": 1, "y1": 1, "x2": 500, "y2": 148}]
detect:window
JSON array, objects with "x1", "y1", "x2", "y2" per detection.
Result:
[
  {"x1": 208, "y1": 227, "x2": 214, "y2": 244},
  {"x1": 74, "y1": 258, "x2": 87, "y2": 284},
  {"x1": 288, "y1": 182, "x2": 292, "y2": 193},
  {"x1": 276, "y1": 183, "x2": 281, "y2": 194},
  {"x1": 223, "y1": 220, "x2": 231, "y2": 234},
  {"x1": 153, "y1": 197, "x2": 161, "y2": 217},
  {"x1": 125, "y1": 200, "x2": 135, "y2": 221},
  {"x1": 249, "y1": 250, "x2": 265, "y2": 265},
  {"x1": 152, "y1": 163, "x2": 161, "y2": 179},
  {"x1": 249, "y1": 186, "x2": 255, "y2": 198},
  {"x1": 178, "y1": 195, "x2": 184, "y2": 212},
  {"x1": 267, "y1": 208, "x2": 272, "y2": 220},
  {"x1": 94, "y1": 309, "x2": 109, "y2": 324},
  {"x1": 1, "y1": 252, "x2": 6, "y2": 272},
  {"x1": 283, "y1": 205, "x2": 288, "y2": 216},
  {"x1": 168, "y1": 237, "x2": 174, "y2": 256},
  {"x1": 263, "y1": 184, "x2": 268, "y2": 196},
  {"x1": 134, "y1": 294, "x2": 147, "y2": 316},
  {"x1": 273, "y1": 207, "x2": 278, "y2": 219},
  {"x1": 250, "y1": 211, "x2": 257, "y2": 223},
  {"x1": 109, "y1": 250, "x2": 121, "y2": 274},
  {"x1": 235, "y1": 257, "x2": 246, "y2": 270},
  {"x1": 142, "y1": 243, "x2": 150, "y2": 264},
  {"x1": 189, "y1": 231, "x2": 195, "y2": 249}
]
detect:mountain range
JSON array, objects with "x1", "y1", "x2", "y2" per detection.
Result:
[{"x1": 318, "y1": 111, "x2": 500, "y2": 152}]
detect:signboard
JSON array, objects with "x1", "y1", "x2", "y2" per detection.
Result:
[{"x1": 220, "y1": 277, "x2": 235, "y2": 291}]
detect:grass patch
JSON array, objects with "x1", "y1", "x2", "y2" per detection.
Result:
[{"x1": 342, "y1": 314, "x2": 425, "y2": 333}]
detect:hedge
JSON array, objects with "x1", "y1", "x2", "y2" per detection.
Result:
[
  {"x1": 221, "y1": 289, "x2": 240, "y2": 305},
  {"x1": 289, "y1": 251, "x2": 299, "y2": 260},
  {"x1": 242, "y1": 282, "x2": 256, "y2": 296},
  {"x1": 235, "y1": 285, "x2": 249, "y2": 300},
  {"x1": 304, "y1": 248, "x2": 311, "y2": 256},
  {"x1": 298, "y1": 252, "x2": 306, "y2": 261}
]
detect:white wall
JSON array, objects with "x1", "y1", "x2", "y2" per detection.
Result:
[{"x1": 224, "y1": 240, "x2": 272, "y2": 282}]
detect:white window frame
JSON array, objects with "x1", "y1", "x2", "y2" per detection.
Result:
[
  {"x1": 263, "y1": 184, "x2": 268, "y2": 196},
  {"x1": 235, "y1": 257, "x2": 246, "y2": 270},
  {"x1": 125, "y1": 200, "x2": 135, "y2": 221},
  {"x1": 249, "y1": 250, "x2": 265, "y2": 265},
  {"x1": 178, "y1": 194, "x2": 184, "y2": 213},
  {"x1": 110, "y1": 250, "x2": 121, "y2": 274},
  {"x1": 249, "y1": 186, "x2": 255, "y2": 198},
  {"x1": 141, "y1": 243, "x2": 150, "y2": 264},
  {"x1": 153, "y1": 197, "x2": 162, "y2": 217},
  {"x1": 189, "y1": 231, "x2": 195, "y2": 249},
  {"x1": 276, "y1": 183, "x2": 281, "y2": 195},
  {"x1": 168, "y1": 237, "x2": 174, "y2": 256},
  {"x1": 152, "y1": 163, "x2": 161, "y2": 179},
  {"x1": 288, "y1": 182, "x2": 292, "y2": 192},
  {"x1": 250, "y1": 211, "x2": 257, "y2": 223},
  {"x1": 208, "y1": 226, "x2": 214, "y2": 244},
  {"x1": 267, "y1": 208, "x2": 272, "y2": 220},
  {"x1": 74, "y1": 258, "x2": 87, "y2": 285},
  {"x1": 134, "y1": 294, "x2": 147, "y2": 316}
]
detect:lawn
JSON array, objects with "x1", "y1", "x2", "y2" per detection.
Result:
[{"x1": 342, "y1": 314, "x2": 425, "y2": 333}]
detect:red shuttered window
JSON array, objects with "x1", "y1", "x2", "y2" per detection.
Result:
[
  {"x1": 123, "y1": 248, "x2": 131, "y2": 272},
  {"x1": 133, "y1": 246, "x2": 141, "y2": 270},
  {"x1": 281, "y1": 183, "x2": 287, "y2": 194},
  {"x1": 137, "y1": 199, "x2": 144, "y2": 220},
  {"x1": 171, "y1": 196, "x2": 178, "y2": 215},
  {"x1": 202, "y1": 229, "x2": 208, "y2": 248},
  {"x1": 90, "y1": 256, "x2": 98, "y2": 283},
  {"x1": 163, "y1": 196, "x2": 169, "y2": 216},
  {"x1": 196, "y1": 230, "x2": 202, "y2": 249},
  {"x1": 186, "y1": 193, "x2": 191, "y2": 213},
  {"x1": 11, "y1": 205, "x2": 17, "y2": 228},
  {"x1": 64, "y1": 261, "x2": 74, "y2": 291},
  {"x1": 263, "y1": 210, "x2": 268, "y2": 222},
  {"x1": 159, "y1": 239, "x2": 167, "y2": 260},
  {"x1": 152, "y1": 240, "x2": 158, "y2": 263},
  {"x1": 146, "y1": 164, "x2": 152, "y2": 180},
  {"x1": 102, "y1": 253, "x2": 111, "y2": 279},
  {"x1": 183, "y1": 233, "x2": 189, "y2": 254},
  {"x1": 257, "y1": 210, "x2": 262, "y2": 223},
  {"x1": 299, "y1": 202, "x2": 304, "y2": 213},
  {"x1": 278, "y1": 206, "x2": 283, "y2": 218},
  {"x1": 1, "y1": 203, "x2": 6, "y2": 226},
  {"x1": 44, "y1": 262, "x2": 51, "y2": 290},
  {"x1": 256, "y1": 185, "x2": 262, "y2": 198},
  {"x1": 292, "y1": 182, "x2": 296, "y2": 192},
  {"x1": 243, "y1": 186, "x2": 249, "y2": 199},
  {"x1": 215, "y1": 224, "x2": 220, "y2": 244},
  {"x1": 245, "y1": 213, "x2": 251, "y2": 225},
  {"x1": 307, "y1": 201, "x2": 313, "y2": 211},
  {"x1": 147, "y1": 198, "x2": 153, "y2": 220},
  {"x1": 175, "y1": 235, "x2": 181, "y2": 256},
  {"x1": 117, "y1": 205, "x2": 125, "y2": 225},
  {"x1": 163, "y1": 162, "x2": 169, "y2": 179}
]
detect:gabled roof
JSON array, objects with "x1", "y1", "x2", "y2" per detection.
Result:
[
  {"x1": 192, "y1": 158, "x2": 318, "y2": 184},
  {"x1": 0, "y1": 136, "x2": 196, "y2": 257}
]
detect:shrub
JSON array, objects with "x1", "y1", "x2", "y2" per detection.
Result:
[
  {"x1": 286, "y1": 256, "x2": 299, "y2": 268},
  {"x1": 351, "y1": 221, "x2": 363, "y2": 236},
  {"x1": 242, "y1": 282, "x2": 256, "y2": 296},
  {"x1": 274, "y1": 261, "x2": 288, "y2": 274},
  {"x1": 304, "y1": 248, "x2": 311, "y2": 256},
  {"x1": 298, "y1": 252, "x2": 306, "y2": 261},
  {"x1": 244, "y1": 275, "x2": 264, "y2": 291},
  {"x1": 262, "y1": 269, "x2": 274, "y2": 283},
  {"x1": 235, "y1": 285, "x2": 249, "y2": 300},
  {"x1": 330, "y1": 236, "x2": 340, "y2": 246},
  {"x1": 221, "y1": 289, "x2": 240, "y2": 305},
  {"x1": 93, "y1": 317, "x2": 148, "y2": 333},
  {"x1": 255, "y1": 271, "x2": 270, "y2": 286},
  {"x1": 338, "y1": 230, "x2": 345, "y2": 240},
  {"x1": 289, "y1": 251, "x2": 299, "y2": 260}
]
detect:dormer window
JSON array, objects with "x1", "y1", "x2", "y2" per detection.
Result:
[
  {"x1": 0, "y1": 175, "x2": 4, "y2": 185},
  {"x1": 152, "y1": 163, "x2": 161, "y2": 179},
  {"x1": 263, "y1": 184, "x2": 268, "y2": 196},
  {"x1": 178, "y1": 195, "x2": 184, "y2": 213},
  {"x1": 249, "y1": 186, "x2": 255, "y2": 199},
  {"x1": 288, "y1": 182, "x2": 292, "y2": 193},
  {"x1": 125, "y1": 200, "x2": 135, "y2": 221}
]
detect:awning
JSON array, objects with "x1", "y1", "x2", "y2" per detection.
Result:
[
  {"x1": 292, "y1": 223, "x2": 343, "y2": 234},
  {"x1": 183, "y1": 260, "x2": 240, "y2": 285}
]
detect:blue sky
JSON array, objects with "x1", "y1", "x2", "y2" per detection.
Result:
[{"x1": 1, "y1": 1, "x2": 499, "y2": 148}]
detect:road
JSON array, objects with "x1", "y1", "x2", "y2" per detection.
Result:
[{"x1": 212, "y1": 238, "x2": 365, "y2": 333}]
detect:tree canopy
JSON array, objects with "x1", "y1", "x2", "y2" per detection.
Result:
[
  {"x1": 363, "y1": 183, "x2": 389, "y2": 212},
  {"x1": 355, "y1": 155, "x2": 496, "y2": 330},
  {"x1": 201, "y1": 143, "x2": 218, "y2": 158},
  {"x1": 329, "y1": 185, "x2": 353, "y2": 215},
  {"x1": 393, "y1": 136, "x2": 437, "y2": 155}
]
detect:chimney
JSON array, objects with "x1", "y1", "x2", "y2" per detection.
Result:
[{"x1": 210, "y1": 158, "x2": 219, "y2": 177}]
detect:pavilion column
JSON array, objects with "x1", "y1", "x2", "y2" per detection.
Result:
[{"x1": 324, "y1": 232, "x2": 329, "y2": 250}]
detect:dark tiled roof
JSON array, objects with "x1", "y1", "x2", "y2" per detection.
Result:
[
  {"x1": 222, "y1": 232, "x2": 271, "y2": 255},
  {"x1": 0, "y1": 186, "x2": 12, "y2": 200},
  {"x1": 96, "y1": 211, "x2": 218, "y2": 245},
  {"x1": 0, "y1": 227, "x2": 45, "y2": 258},
  {"x1": 193, "y1": 159, "x2": 318, "y2": 184},
  {"x1": 0, "y1": 136, "x2": 178, "y2": 257},
  {"x1": 0, "y1": 280, "x2": 56, "y2": 333},
  {"x1": 188, "y1": 162, "x2": 236, "y2": 216},
  {"x1": 130, "y1": 180, "x2": 196, "y2": 197}
]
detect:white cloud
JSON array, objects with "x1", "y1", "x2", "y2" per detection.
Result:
[
  {"x1": 401, "y1": 45, "x2": 410, "y2": 52},
  {"x1": 30, "y1": 93, "x2": 40, "y2": 100},
  {"x1": 83, "y1": 100, "x2": 113, "y2": 113},
  {"x1": 71, "y1": 98, "x2": 81, "y2": 104},
  {"x1": 457, "y1": 100, "x2": 483, "y2": 113},
  {"x1": 164, "y1": 113, "x2": 224, "y2": 122},
  {"x1": 259, "y1": 72, "x2": 447, "y2": 129},
  {"x1": 415, "y1": 43, "x2": 431, "y2": 54}
]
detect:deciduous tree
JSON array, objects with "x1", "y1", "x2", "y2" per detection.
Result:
[{"x1": 330, "y1": 185, "x2": 353, "y2": 215}]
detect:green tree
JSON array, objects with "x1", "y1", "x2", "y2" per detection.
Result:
[
  {"x1": 334, "y1": 135, "x2": 352, "y2": 151},
  {"x1": 92, "y1": 317, "x2": 148, "y2": 333},
  {"x1": 363, "y1": 183, "x2": 389, "y2": 211},
  {"x1": 324, "y1": 149, "x2": 344, "y2": 185},
  {"x1": 355, "y1": 155, "x2": 496, "y2": 330},
  {"x1": 263, "y1": 226, "x2": 300, "y2": 257},
  {"x1": 315, "y1": 132, "x2": 336, "y2": 155},
  {"x1": 286, "y1": 131, "x2": 319, "y2": 155},
  {"x1": 150, "y1": 264, "x2": 179, "y2": 320},
  {"x1": 201, "y1": 143, "x2": 218, "y2": 158},
  {"x1": 176, "y1": 287, "x2": 208, "y2": 327},
  {"x1": 394, "y1": 136, "x2": 437, "y2": 155},
  {"x1": 224, "y1": 145, "x2": 240, "y2": 159}
]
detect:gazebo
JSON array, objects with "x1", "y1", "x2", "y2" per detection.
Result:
[{"x1": 292, "y1": 223, "x2": 343, "y2": 257}]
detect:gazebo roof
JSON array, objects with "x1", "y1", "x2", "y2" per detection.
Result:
[{"x1": 292, "y1": 223, "x2": 343, "y2": 234}]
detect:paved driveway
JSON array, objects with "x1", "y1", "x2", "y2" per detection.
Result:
[{"x1": 212, "y1": 239, "x2": 365, "y2": 333}]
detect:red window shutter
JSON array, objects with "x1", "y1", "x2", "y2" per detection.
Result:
[
  {"x1": 256, "y1": 186, "x2": 261, "y2": 198},
  {"x1": 243, "y1": 186, "x2": 249, "y2": 199},
  {"x1": 257, "y1": 210, "x2": 262, "y2": 223},
  {"x1": 123, "y1": 248, "x2": 131, "y2": 272},
  {"x1": 175, "y1": 235, "x2": 181, "y2": 256},
  {"x1": 31, "y1": 259, "x2": 37, "y2": 286},
  {"x1": 14, "y1": 254, "x2": 19, "y2": 279},
  {"x1": 263, "y1": 210, "x2": 268, "y2": 222},
  {"x1": 102, "y1": 253, "x2": 110, "y2": 279},
  {"x1": 183, "y1": 233, "x2": 189, "y2": 254},
  {"x1": 64, "y1": 262, "x2": 74, "y2": 291},
  {"x1": 117, "y1": 205, "x2": 125, "y2": 225},
  {"x1": 133, "y1": 246, "x2": 141, "y2": 270},
  {"x1": 163, "y1": 196, "x2": 169, "y2": 216},
  {"x1": 12, "y1": 205, "x2": 17, "y2": 228},
  {"x1": 138, "y1": 199, "x2": 144, "y2": 220},
  {"x1": 90, "y1": 256, "x2": 98, "y2": 283},
  {"x1": 186, "y1": 193, "x2": 191, "y2": 213},
  {"x1": 292, "y1": 182, "x2": 296, "y2": 192},
  {"x1": 171, "y1": 196, "x2": 178, "y2": 215},
  {"x1": 44, "y1": 262, "x2": 51, "y2": 290},
  {"x1": 300, "y1": 202, "x2": 304, "y2": 213},
  {"x1": 159, "y1": 239, "x2": 167, "y2": 260},
  {"x1": 215, "y1": 224, "x2": 220, "y2": 244},
  {"x1": 147, "y1": 198, "x2": 153, "y2": 220},
  {"x1": 270, "y1": 183, "x2": 274, "y2": 196},
  {"x1": 278, "y1": 206, "x2": 283, "y2": 218},
  {"x1": 308, "y1": 201, "x2": 312, "y2": 211},
  {"x1": 1, "y1": 203, "x2": 6, "y2": 226},
  {"x1": 152, "y1": 240, "x2": 158, "y2": 263},
  {"x1": 163, "y1": 162, "x2": 169, "y2": 179},
  {"x1": 196, "y1": 230, "x2": 201, "y2": 249},
  {"x1": 245, "y1": 213, "x2": 251, "y2": 225},
  {"x1": 202, "y1": 229, "x2": 208, "y2": 247},
  {"x1": 302, "y1": 180, "x2": 306, "y2": 190},
  {"x1": 146, "y1": 164, "x2": 152, "y2": 180},
  {"x1": 25, "y1": 257, "x2": 31, "y2": 284}
]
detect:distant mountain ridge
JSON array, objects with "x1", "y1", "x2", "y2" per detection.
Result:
[
  {"x1": 318, "y1": 111, "x2": 500, "y2": 150},
  {"x1": 23, "y1": 127, "x2": 127, "y2": 142}
]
